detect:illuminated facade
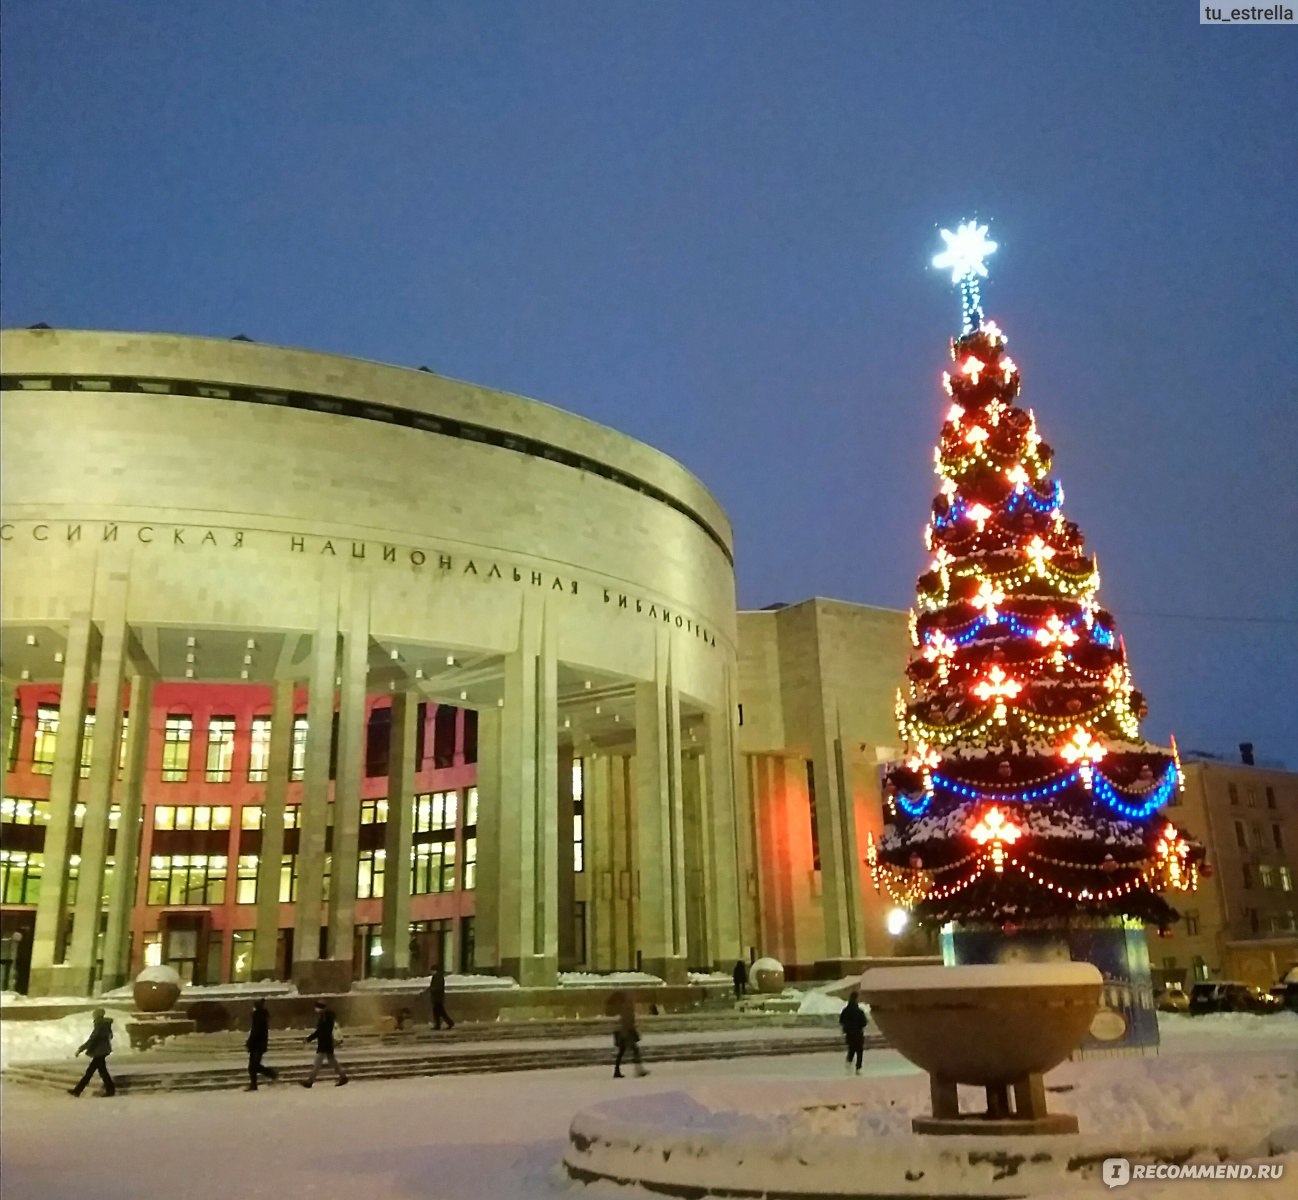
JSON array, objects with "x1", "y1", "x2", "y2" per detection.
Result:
[{"x1": 0, "y1": 328, "x2": 745, "y2": 995}]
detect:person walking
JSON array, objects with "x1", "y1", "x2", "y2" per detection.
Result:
[
  {"x1": 69, "y1": 1008, "x2": 116, "y2": 1098},
  {"x1": 244, "y1": 998, "x2": 279, "y2": 1091},
  {"x1": 300, "y1": 1000, "x2": 349, "y2": 1088},
  {"x1": 732, "y1": 959, "x2": 748, "y2": 1001},
  {"x1": 429, "y1": 965, "x2": 455, "y2": 1031},
  {"x1": 612, "y1": 994, "x2": 648, "y2": 1079},
  {"x1": 839, "y1": 991, "x2": 868, "y2": 1075}
]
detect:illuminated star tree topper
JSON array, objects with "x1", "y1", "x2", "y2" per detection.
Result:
[{"x1": 933, "y1": 220, "x2": 997, "y2": 333}]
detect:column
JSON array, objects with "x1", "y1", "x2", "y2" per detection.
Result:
[
  {"x1": 101, "y1": 672, "x2": 153, "y2": 989},
  {"x1": 495, "y1": 601, "x2": 559, "y2": 986},
  {"x1": 680, "y1": 750, "x2": 709, "y2": 969},
  {"x1": 326, "y1": 575, "x2": 370, "y2": 968},
  {"x1": 703, "y1": 695, "x2": 745, "y2": 969},
  {"x1": 471, "y1": 707, "x2": 501, "y2": 972},
  {"x1": 634, "y1": 636, "x2": 688, "y2": 983},
  {"x1": 378, "y1": 690, "x2": 417, "y2": 977},
  {"x1": 584, "y1": 752, "x2": 612, "y2": 971},
  {"x1": 28, "y1": 613, "x2": 95, "y2": 995},
  {"x1": 292, "y1": 580, "x2": 340, "y2": 992},
  {"x1": 556, "y1": 742, "x2": 576, "y2": 969},
  {"x1": 69, "y1": 585, "x2": 130, "y2": 989},
  {"x1": 811, "y1": 705, "x2": 866, "y2": 966},
  {"x1": 0, "y1": 676, "x2": 16, "y2": 776},
  {"x1": 252, "y1": 679, "x2": 294, "y2": 980}
]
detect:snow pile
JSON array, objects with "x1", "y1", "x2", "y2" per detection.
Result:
[
  {"x1": 1, "y1": 1009, "x2": 137, "y2": 1066},
  {"x1": 567, "y1": 1051, "x2": 1297, "y2": 1197},
  {"x1": 557, "y1": 971, "x2": 664, "y2": 987},
  {"x1": 352, "y1": 973, "x2": 518, "y2": 992},
  {"x1": 687, "y1": 971, "x2": 732, "y2": 983},
  {"x1": 1159, "y1": 1010, "x2": 1298, "y2": 1038},
  {"x1": 796, "y1": 989, "x2": 850, "y2": 1017}
]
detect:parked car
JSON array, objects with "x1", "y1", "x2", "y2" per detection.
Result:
[
  {"x1": 1155, "y1": 984, "x2": 1190, "y2": 1013},
  {"x1": 1246, "y1": 985, "x2": 1283, "y2": 1013},
  {"x1": 1187, "y1": 981, "x2": 1255, "y2": 1014},
  {"x1": 1270, "y1": 982, "x2": 1298, "y2": 1011}
]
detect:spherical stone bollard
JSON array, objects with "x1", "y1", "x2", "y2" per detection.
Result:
[
  {"x1": 750, "y1": 957, "x2": 785, "y2": 994},
  {"x1": 132, "y1": 964, "x2": 183, "y2": 1013}
]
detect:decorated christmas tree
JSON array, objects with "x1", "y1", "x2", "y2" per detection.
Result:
[{"x1": 871, "y1": 222, "x2": 1206, "y2": 932}]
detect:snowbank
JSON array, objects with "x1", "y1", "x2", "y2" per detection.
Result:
[
  {"x1": 352, "y1": 973, "x2": 518, "y2": 992},
  {"x1": 1, "y1": 1009, "x2": 137, "y2": 1066},
  {"x1": 557, "y1": 971, "x2": 664, "y2": 987},
  {"x1": 566, "y1": 1052, "x2": 1297, "y2": 1197}
]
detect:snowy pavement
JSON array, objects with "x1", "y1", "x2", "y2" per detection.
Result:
[{"x1": 1, "y1": 1016, "x2": 1295, "y2": 1199}]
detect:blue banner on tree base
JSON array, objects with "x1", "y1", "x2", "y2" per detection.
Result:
[{"x1": 942, "y1": 919, "x2": 1159, "y2": 1057}]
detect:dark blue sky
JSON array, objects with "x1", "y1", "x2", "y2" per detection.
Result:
[{"x1": 3, "y1": 3, "x2": 1296, "y2": 766}]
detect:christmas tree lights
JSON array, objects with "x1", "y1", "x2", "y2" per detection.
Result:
[{"x1": 876, "y1": 224, "x2": 1206, "y2": 929}]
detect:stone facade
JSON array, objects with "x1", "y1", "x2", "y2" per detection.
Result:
[{"x1": 0, "y1": 329, "x2": 746, "y2": 993}]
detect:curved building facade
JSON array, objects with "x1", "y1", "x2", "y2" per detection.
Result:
[{"x1": 0, "y1": 328, "x2": 746, "y2": 994}]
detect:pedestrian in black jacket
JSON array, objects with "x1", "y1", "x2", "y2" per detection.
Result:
[
  {"x1": 244, "y1": 998, "x2": 279, "y2": 1091},
  {"x1": 69, "y1": 1008, "x2": 116, "y2": 1097},
  {"x1": 839, "y1": 991, "x2": 869, "y2": 1074},
  {"x1": 429, "y1": 966, "x2": 455, "y2": 1031},
  {"x1": 732, "y1": 959, "x2": 748, "y2": 1000},
  {"x1": 300, "y1": 1001, "x2": 348, "y2": 1088}
]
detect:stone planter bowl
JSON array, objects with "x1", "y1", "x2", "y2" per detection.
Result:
[
  {"x1": 750, "y1": 957, "x2": 785, "y2": 994},
  {"x1": 132, "y1": 965, "x2": 183, "y2": 1013},
  {"x1": 860, "y1": 962, "x2": 1102, "y2": 1086}
]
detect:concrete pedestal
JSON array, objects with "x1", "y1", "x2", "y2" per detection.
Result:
[
  {"x1": 26, "y1": 964, "x2": 94, "y2": 998},
  {"x1": 292, "y1": 958, "x2": 353, "y2": 995},
  {"x1": 639, "y1": 956, "x2": 688, "y2": 986},
  {"x1": 501, "y1": 955, "x2": 559, "y2": 988}
]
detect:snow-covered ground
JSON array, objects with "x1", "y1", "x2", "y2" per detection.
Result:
[{"x1": 1, "y1": 1015, "x2": 1294, "y2": 1199}]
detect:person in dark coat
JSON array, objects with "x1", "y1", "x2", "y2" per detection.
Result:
[
  {"x1": 300, "y1": 1000, "x2": 348, "y2": 1088},
  {"x1": 429, "y1": 965, "x2": 455, "y2": 1031},
  {"x1": 69, "y1": 1008, "x2": 116, "y2": 1097},
  {"x1": 839, "y1": 991, "x2": 869, "y2": 1074},
  {"x1": 732, "y1": 959, "x2": 749, "y2": 1000},
  {"x1": 612, "y1": 994, "x2": 648, "y2": 1079},
  {"x1": 244, "y1": 998, "x2": 279, "y2": 1091}
]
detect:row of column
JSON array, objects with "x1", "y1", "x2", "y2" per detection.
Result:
[{"x1": 13, "y1": 572, "x2": 749, "y2": 994}]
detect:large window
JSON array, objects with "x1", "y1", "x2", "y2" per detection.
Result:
[
  {"x1": 0, "y1": 848, "x2": 41, "y2": 903},
  {"x1": 572, "y1": 760, "x2": 585, "y2": 872},
  {"x1": 205, "y1": 717, "x2": 237, "y2": 783},
  {"x1": 79, "y1": 712, "x2": 95, "y2": 778},
  {"x1": 248, "y1": 716, "x2": 272, "y2": 782},
  {"x1": 147, "y1": 855, "x2": 227, "y2": 905},
  {"x1": 1280, "y1": 866, "x2": 1294, "y2": 892},
  {"x1": 1183, "y1": 911, "x2": 1200, "y2": 936},
  {"x1": 279, "y1": 854, "x2": 297, "y2": 902},
  {"x1": 411, "y1": 841, "x2": 456, "y2": 894},
  {"x1": 2, "y1": 797, "x2": 47, "y2": 825},
  {"x1": 361, "y1": 799, "x2": 389, "y2": 824},
  {"x1": 162, "y1": 715, "x2": 193, "y2": 782},
  {"x1": 414, "y1": 791, "x2": 457, "y2": 834},
  {"x1": 33, "y1": 705, "x2": 58, "y2": 774},
  {"x1": 1260, "y1": 864, "x2": 1276, "y2": 889},
  {"x1": 432, "y1": 705, "x2": 457, "y2": 768},
  {"x1": 236, "y1": 855, "x2": 259, "y2": 904},
  {"x1": 153, "y1": 805, "x2": 231, "y2": 831},
  {"x1": 291, "y1": 716, "x2": 308, "y2": 781},
  {"x1": 463, "y1": 786, "x2": 477, "y2": 891},
  {"x1": 358, "y1": 848, "x2": 385, "y2": 899}
]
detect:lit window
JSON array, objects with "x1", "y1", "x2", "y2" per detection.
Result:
[
  {"x1": 357, "y1": 849, "x2": 385, "y2": 899},
  {"x1": 248, "y1": 717, "x2": 272, "y2": 783},
  {"x1": 146, "y1": 854, "x2": 228, "y2": 905},
  {"x1": 6, "y1": 703, "x2": 19, "y2": 773},
  {"x1": 1259, "y1": 864, "x2": 1276, "y2": 889},
  {"x1": 463, "y1": 835, "x2": 476, "y2": 891},
  {"x1": 236, "y1": 855, "x2": 259, "y2": 904},
  {"x1": 1280, "y1": 867, "x2": 1294, "y2": 893},
  {"x1": 240, "y1": 805, "x2": 263, "y2": 830},
  {"x1": 205, "y1": 717, "x2": 237, "y2": 783},
  {"x1": 80, "y1": 712, "x2": 95, "y2": 778},
  {"x1": 573, "y1": 759, "x2": 584, "y2": 873},
  {"x1": 0, "y1": 847, "x2": 42, "y2": 903},
  {"x1": 154, "y1": 806, "x2": 175, "y2": 830},
  {"x1": 33, "y1": 705, "x2": 59, "y2": 775},
  {"x1": 279, "y1": 854, "x2": 297, "y2": 902},
  {"x1": 162, "y1": 716, "x2": 193, "y2": 782},
  {"x1": 118, "y1": 713, "x2": 129, "y2": 777},
  {"x1": 291, "y1": 716, "x2": 308, "y2": 781},
  {"x1": 411, "y1": 842, "x2": 456, "y2": 894},
  {"x1": 465, "y1": 787, "x2": 478, "y2": 827}
]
